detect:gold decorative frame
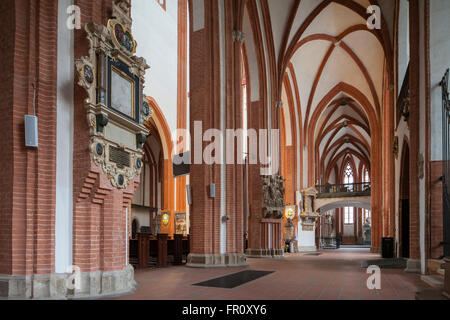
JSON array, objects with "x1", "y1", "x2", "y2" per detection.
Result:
[{"x1": 108, "y1": 20, "x2": 137, "y2": 55}]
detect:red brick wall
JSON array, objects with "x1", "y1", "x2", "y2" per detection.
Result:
[
  {"x1": 408, "y1": 0, "x2": 421, "y2": 260},
  {"x1": 71, "y1": 0, "x2": 145, "y2": 273},
  {"x1": 73, "y1": 165, "x2": 139, "y2": 272},
  {"x1": 0, "y1": 0, "x2": 59, "y2": 276},
  {"x1": 0, "y1": 0, "x2": 15, "y2": 275}
]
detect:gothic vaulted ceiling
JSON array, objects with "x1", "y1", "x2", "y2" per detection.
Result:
[{"x1": 243, "y1": 0, "x2": 395, "y2": 184}]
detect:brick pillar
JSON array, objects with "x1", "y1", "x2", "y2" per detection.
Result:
[
  {"x1": 0, "y1": 0, "x2": 60, "y2": 299},
  {"x1": 0, "y1": 0, "x2": 15, "y2": 278},
  {"x1": 70, "y1": 0, "x2": 138, "y2": 296},
  {"x1": 186, "y1": 0, "x2": 246, "y2": 267},
  {"x1": 408, "y1": 0, "x2": 421, "y2": 264}
]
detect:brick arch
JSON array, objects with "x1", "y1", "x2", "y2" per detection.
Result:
[
  {"x1": 316, "y1": 118, "x2": 371, "y2": 178},
  {"x1": 144, "y1": 96, "x2": 176, "y2": 236},
  {"x1": 321, "y1": 135, "x2": 370, "y2": 181},
  {"x1": 325, "y1": 148, "x2": 369, "y2": 183},
  {"x1": 291, "y1": 27, "x2": 383, "y2": 130},
  {"x1": 305, "y1": 82, "x2": 382, "y2": 252},
  {"x1": 307, "y1": 82, "x2": 380, "y2": 185},
  {"x1": 278, "y1": 0, "x2": 393, "y2": 99}
]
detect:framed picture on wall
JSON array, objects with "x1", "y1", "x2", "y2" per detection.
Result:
[{"x1": 175, "y1": 213, "x2": 187, "y2": 236}]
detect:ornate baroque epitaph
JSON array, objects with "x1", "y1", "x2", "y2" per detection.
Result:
[{"x1": 75, "y1": 0, "x2": 152, "y2": 189}]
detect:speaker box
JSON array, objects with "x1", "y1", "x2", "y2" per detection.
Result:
[
  {"x1": 209, "y1": 184, "x2": 215, "y2": 198},
  {"x1": 25, "y1": 115, "x2": 39, "y2": 148},
  {"x1": 186, "y1": 185, "x2": 192, "y2": 205}
]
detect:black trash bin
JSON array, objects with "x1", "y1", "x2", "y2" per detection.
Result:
[
  {"x1": 382, "y1": 237, "x2": 394, "y2": 258},
  {"x1": 336, "y1": 236, "x2": 341, "y2": 249}
]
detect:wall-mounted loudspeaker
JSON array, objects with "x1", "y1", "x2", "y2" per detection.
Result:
[
  {"x1": 186, "y1": 185, "x2": 192, "y2": 205},
  {"x1": 209, "y1": 184, "x2": 215, "y2": 198},
  {"x1": 25, "y1": 115, "x2": 39, "y2": 148}
]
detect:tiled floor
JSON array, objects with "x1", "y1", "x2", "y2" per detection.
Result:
[{"x1": 114, "y1": 248, "x2": 429, "y2": 300}]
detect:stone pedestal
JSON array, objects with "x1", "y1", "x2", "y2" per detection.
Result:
[
  {"x1": 246, "y1": 176, "x2": 285, "y2": 259},
  {"x1": 404, "y1": 259, "x2": 421, "y2": 273},
  {"x1": 444, "y1": 258, "x2": 450, "y2": 299},
  {"x1": 0, "y1": 265, "x2": 137, "y2": 299},
  {"x1": 297, "y1": 187, "x2": 320, "y2": 252},
  {"x1": 186, "y1": 253, "x2": 248, "y2": 268},
  {"x1": 297, "y1": 219, "x2": 317, "y2": 252}
]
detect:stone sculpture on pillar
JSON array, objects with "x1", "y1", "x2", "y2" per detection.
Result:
[
  {"x1": 299, "y1": 187, "x2": 320, "y2": 230},
  {"x1": 262, "y1": 175, "x2": 286, "y2": 219},
  {"x1": 296, "y1": 187, "x2": 320, "y2": 252},
  {"x1": 363, "y1": 217, "x2": 372, "y2": 245}
]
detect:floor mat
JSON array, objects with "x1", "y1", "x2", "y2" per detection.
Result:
[{"x1": 193, "y1": 270, "x2": 274, "y2": 289}]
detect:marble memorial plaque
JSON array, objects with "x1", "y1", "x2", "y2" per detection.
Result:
[{"x1": 111, "y1": 67, "x2": 134, "y2": 118}]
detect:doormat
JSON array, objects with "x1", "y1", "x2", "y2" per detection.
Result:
[
  {"x1": 193, "y1": 270, "x2": 274, "y2": 289},
  {"x1": 304, "y1": 253, "x2": 322, "y2": 256}
]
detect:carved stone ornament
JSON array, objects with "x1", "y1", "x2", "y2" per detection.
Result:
[
  {"x1": 300, "y1": 187, "x2": 320, "y2": 231},
  {"x1": 261, "y1": 175, "x2": 286, "y2": 219},
  {"x1": 142, "y1": 97, "x2": 154, "y2": 123},
  {"x1": 393, "y1": 135, "x2": 399, "y2": 160},
  {"x1": 75, "y1": 0, "x2": 150, "y2": 189}
]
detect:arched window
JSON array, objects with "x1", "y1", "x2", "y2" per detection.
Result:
[
  {"x1": 362, "y1": 167, "x2": 371, "y2": 221},
  {"x1": 343, "y1": 162, "x2": 354, "y2": 224},
  {"x1": 363, "y1": 168, "x2": 370, "y2": 183},
  {"x1": 344, "y1": 162, "x2": 354, "y2": 184}
]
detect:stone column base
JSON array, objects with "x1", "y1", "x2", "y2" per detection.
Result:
[
  {"x1": 298, "y1": 246, "x2": 317, "y2": 253},
  {"x1": 404, "y1": 259, "x2": 421, "y2": 273},
  {"x1": 186, "y1": 253, "x2": 248, "y2": 268},
  {"x1": 0, "y1": 265, "x2": 136, "y2": 300},
  {"x1": 245, "y1": 249, "x2": 284, "y2": 259},
  {"x1": 444, "y1": 258, "x2": 450, "y2": 299}
]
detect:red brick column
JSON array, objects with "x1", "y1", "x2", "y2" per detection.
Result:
[
  {"x1": 0, "y1": 0, "x2": 16, "y2": 277},
  {"x1": 408, "y1": 0, "x2": 421, "y2": 262},
  {"x1": 70, "y1": 0, "x2": 139, "y2": 296},
  {"x1": 186, "y1": 0, "x2": 246, "y2": 267},
  {"x1": 0, "y1": 0, "x2": 58, "y2": 282}
]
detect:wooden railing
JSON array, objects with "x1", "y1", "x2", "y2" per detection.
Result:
[
  {"x1": 129, "y1": 234, "x2": 190, "y2": 269},
  {"x1": 315, "y1": 182, "x2": 371, "y2": 198}
]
